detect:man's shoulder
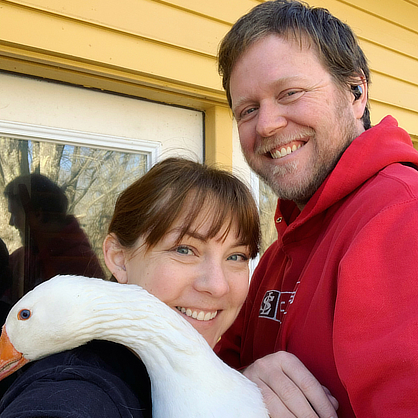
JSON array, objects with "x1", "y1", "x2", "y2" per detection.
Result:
[{"x1": 357, "y1": 162, "x2": 418, "y2": 206}]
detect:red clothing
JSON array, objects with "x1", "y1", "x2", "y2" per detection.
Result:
[{"x1": 216, "y1": 116, "x2": 418, "y2": 417}]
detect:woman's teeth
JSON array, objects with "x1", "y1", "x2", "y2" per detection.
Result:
[
  {"x1": 270, "y1": 143, "x2": 302, "y2": 159},
  {"x1": 176, "y1": 306, "x2": 218, "y2": 321}
]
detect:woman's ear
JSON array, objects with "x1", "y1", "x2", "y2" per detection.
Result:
[{"x1": 103, "y1": 234, "x2": 128, "y2": 284}]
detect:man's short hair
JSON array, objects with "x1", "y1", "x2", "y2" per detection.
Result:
[{"x1": 218, "y1": 0, "x2": 371, "y2": 129}]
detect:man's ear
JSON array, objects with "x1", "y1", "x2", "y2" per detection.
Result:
[
  {"x1": 103, "y1": 234, "x2": 128, "y2": 284},
  {"x1": 351, "y1": 75, "x2": 368, "y2": 120}
]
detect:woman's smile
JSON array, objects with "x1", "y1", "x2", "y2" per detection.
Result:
[{"x1": 175, "y1": 306, "x2": 218, "y2": 321}]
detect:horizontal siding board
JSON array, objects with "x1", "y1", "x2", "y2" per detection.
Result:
[
  {"x1": 370, "y1": 72, "x2": 418, "y2": 115},
  {"x1": 361, "y1": 40, "x2": 418, "y2": 87},
  {"x1": 370, "y1": 100, "x2": 418, "y2": 136},
  {"x1": 0, "y1": 1, "x2": 223, "y2": 91},
  {"x1": 337, "y1": 0, "x2": 418, "y2": 34},
  {"x1": 2, "y1": 0, "x2": 231, "y2": 56},
  {"x1": 152, "y1": 0, "x2": 261, "y2": 24},
  {"x1": 313, "y1": 0, "x2": 418, "y2": 58}
]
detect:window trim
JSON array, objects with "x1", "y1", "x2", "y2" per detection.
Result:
[{"x1": 0, "y1": 119, "x2": 161, "y2": 170}]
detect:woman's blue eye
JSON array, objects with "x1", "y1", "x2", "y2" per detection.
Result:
[
  {"x1": 18, "y1": 309, "x2": 31, "y2": 320},
  {"x1": 228, "y1": 254, "x2": 248, "y2": 261},
  {"x1": 176, "y1": 246, "x2": 192, "y2": 255}
]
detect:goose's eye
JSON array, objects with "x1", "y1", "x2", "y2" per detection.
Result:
[{"x1": 18, "y1": 309, "x2": 31, "y2": 320}]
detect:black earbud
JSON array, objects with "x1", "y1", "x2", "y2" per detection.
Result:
[{"x1": 351, "y1": 85, "x2": 363, "y2": 101}]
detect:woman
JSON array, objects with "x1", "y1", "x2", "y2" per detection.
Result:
[
  {"x1": 103, "y1": 158, "x2": 260, "y2": 350},
  {"x1": 0, "y1": 158, "x2": 337, "y2": 417}
]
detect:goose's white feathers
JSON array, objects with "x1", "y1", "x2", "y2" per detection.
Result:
[{"x1": 0, "y1": 275, "x2": 268, "y2": 418}]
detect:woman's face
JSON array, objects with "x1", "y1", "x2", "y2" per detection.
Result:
[{"x1": 115, "y1": 210, "x2": 251, "y2": 348}]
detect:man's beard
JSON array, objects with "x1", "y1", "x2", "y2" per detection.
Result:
[{"x1": 244, "y1": 104, "x2": 359, "y2": 206}]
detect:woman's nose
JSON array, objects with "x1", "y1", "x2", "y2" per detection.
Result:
[
  {"x1": 256, "y1": 103, "x2": 287, "y2": 138},
  {"x1": 194, "y1": 262, "x2": 230, "y2": 298}
]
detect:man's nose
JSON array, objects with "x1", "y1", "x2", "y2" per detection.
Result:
[{"x1": 256, "y1": 103, "x2": 287, "y2": 138}]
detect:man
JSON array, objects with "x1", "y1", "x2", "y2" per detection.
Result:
[{"x1": 215, "y1": 1, "x2": 418, "y2": 417}]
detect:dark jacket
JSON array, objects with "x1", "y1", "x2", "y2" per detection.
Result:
[
  {"x1": 9, "y1": 215, "x2": 106, "y2": 302},
  {"x1": 0, "y1": 340, "x2": 152, "y2": 417}
]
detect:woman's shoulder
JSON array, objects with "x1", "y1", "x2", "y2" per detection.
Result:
[{"x1": 0, "y1": 340, "x2": 152, "y2": 418}]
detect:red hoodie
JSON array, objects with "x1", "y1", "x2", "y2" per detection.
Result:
[{"x1": 216, "y1": 116, "x2": 418, "y2": 417}]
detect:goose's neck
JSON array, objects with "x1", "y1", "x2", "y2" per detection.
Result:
[
  {"x1": 75, "y1": 287, "x2": 232, "y2": 417},
  {"x1": 52, "y1": 280, "x2": 269, "y2": 418},
  {"x1": 76, "y1": 286, "x2": 218, "y2": 372}
]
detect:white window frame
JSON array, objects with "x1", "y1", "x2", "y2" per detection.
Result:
[{"x1": 0, "y1": 120, "x2": 161, "y2": 170}]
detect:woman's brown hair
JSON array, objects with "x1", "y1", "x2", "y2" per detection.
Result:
[{"x1": 108, "y1": 158, "x2": 260, "y2": 258}]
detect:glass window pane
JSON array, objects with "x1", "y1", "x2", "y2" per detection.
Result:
[{"x1": 0, "y1": 136, "x2": 148, "y2": 311}]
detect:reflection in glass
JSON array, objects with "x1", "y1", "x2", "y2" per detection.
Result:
[
  {"x1": 258, "y1": 179, "x2": 279, "y2": 255},
  {"x1": 0, "y1": 136, "x2": 148, "y2": 309}
]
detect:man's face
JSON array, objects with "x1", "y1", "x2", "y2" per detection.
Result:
[{"x1": 230, "y1": 34, "x2": 366, "y2": 208}]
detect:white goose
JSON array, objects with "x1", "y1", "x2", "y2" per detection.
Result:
[{"x1": 0, "y1": 275, "x2": 268, "y2": 418}]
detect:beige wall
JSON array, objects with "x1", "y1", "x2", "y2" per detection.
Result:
[
  {"x1": 0, "y1": 71, "x2": 205, "y2": 162},
  {"x1": 0, "y1": 0, "x2": 417, "y2": 159}
]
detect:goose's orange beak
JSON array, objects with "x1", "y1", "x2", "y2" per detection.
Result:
[{"x1": 0, "y1": 327, "x2": 29, "y2": 381}]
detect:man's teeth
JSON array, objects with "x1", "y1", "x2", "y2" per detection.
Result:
[
  {"x1": 270, "y1": 143, "x2": 302, "y2": 159},
  {"x1": 176, "y1": 307, "x2": 218, "y2": 321}
]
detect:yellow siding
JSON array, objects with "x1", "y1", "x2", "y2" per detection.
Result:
[
  {"x1": 0, "y1": 0, "x2": 258, "y2": 105},
  {"x1": 205, "y1": 105, "x2": 234, "y2": 168},
  {"x1": 0, "y1": 0, "x2": 417, "y2": 158},
  {"x1": 0, "y1": 0, "x2": 226, "y2": 103}
]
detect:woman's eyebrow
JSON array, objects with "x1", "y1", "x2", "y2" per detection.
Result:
[
  {"x1": 183, "y1": 231, "x2": 208, "y2": 242},
  {"x1": 169, "y1": 228, "x2": 208, "y2": 243},
  {"x1": 170, "y1": 228, "x2": 249, "y2": 247}
]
